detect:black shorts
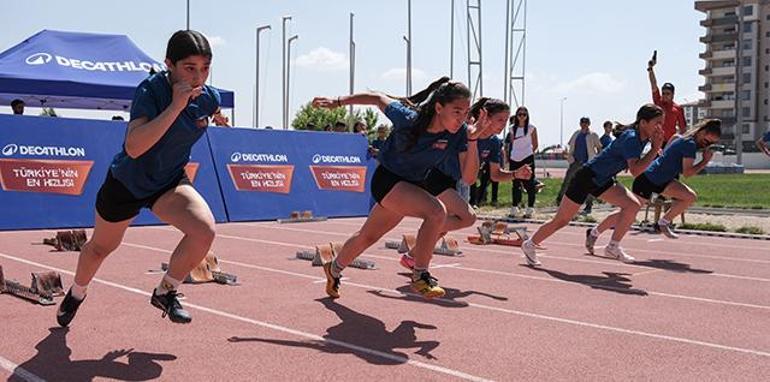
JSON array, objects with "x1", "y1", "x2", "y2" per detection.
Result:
[
  {"x1": 632, "y1": 173, "x2": 668, "y2": 201},
  {"x1": 564, "y1": 166, "x2": 615, "y2": 204},
  {"x1": 370, "y1": 166, "x2": 454, "y2": 204},
  {"x1": 95, "y1": 170, "x2": 192, "y2": 223}
]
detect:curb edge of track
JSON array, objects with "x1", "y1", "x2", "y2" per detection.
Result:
[{"x1": 478, "y1": 214, "x2": 770, "y2": 241}]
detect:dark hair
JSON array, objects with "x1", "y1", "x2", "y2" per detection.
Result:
[
  {"x1": 510, "y1": 106, "x2": 530, "y2": 128},
  {"x1": 683, "y1": 118, "x2": 721, "y2": 140},
  {"x1": 111, "y1": 115, "x2": 125, "y2": 121},
  {"x1": 166, "y1": 30, "x2": 212, "y2": 65},
  {"x1": 661, "y1": 82, "x2": 675, "y2": 93},
  {"x1": 393, "y1": 76, "x2": 451, "y2": 108},
  {"x1": 603, "y1": 120, "x2": 613, "y2": 128},
  {"x1": 469, "y1": 97, "x2": 509, "y2": 121},
  {"x1": 10, "y1": 99, "x2": 24, "y2": 108},
  {"x1": 405, "y1": 81, "x2": 471, "y2": 150},
  {"x1": 613, "y1": 103, "x2": 664, "y2": 137}
]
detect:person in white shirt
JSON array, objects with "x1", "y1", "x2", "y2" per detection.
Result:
[{"x1": 504, "y1": 106, "x2": 539, "y2": 218}]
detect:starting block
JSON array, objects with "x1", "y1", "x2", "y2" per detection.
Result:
[
  {"x1": 277, "y1": 210, "x2": 328, "y2": 224},
  {"x1": 467, "y1": 221, "x2": 529, "y2": 246},
  {"x1": 0, "y1": 266, "x2": 63, "y2": 305},
  {"x1": 161, "y1": 255, "x2": 237, "y2": 285},
  {"x1": 384, "y1": 234, "x2": 462, "y2": 256},
  {"x1": 42, "y1": 229, "x2": 88, "y2": 252},
  {"x1": 295, "y1": 242, "x2": 376, "y2": 270}
]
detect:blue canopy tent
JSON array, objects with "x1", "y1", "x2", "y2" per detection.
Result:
[{"x1": 0, "y1": 30, "x2": 234, "y2": 112}]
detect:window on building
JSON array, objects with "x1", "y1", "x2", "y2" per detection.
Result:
[
  {"x1": 743, "y1": 5, "x2": 753, "y2": 16},
  {"x1": 743, "y1": 23, "x2": 753, "y2": 33},
  {"x1": 742, "y1": 124, "x2": 750, "y2": 134},
  {"x1": 742, "y1": 40, "x2": 752, "y2": 50},
  {"x1": 743, "y1": 56, "x2": 752, "y2": 66},
  {"x1": 743, "y1": 73, "x2": 752, "y2": 83},
  {"x1": 765, "y1": 82, "x2": 769, "y2": 89},
  {"x1": 741, "y1": 90, "x2": 751, "y2": 100},
  {"x1": 742, "y1": 107, "x2": 751, "y2": 117}
]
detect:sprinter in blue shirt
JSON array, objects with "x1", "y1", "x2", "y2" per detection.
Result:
[
  {"x1": 57, "y1": 30, "x2": 226, "y2": 327},
  {"x1": 629, "y1": 119, "x2": 721, "y2": 239},
  {"x1": 312, "y1": 80, "x2": 495, "y2": 299},
  {"x1": 398, "y1": 97, "x2": 531, "y2": 270},
  {"x1": 521, "y1": 104, "x2": 664, "y2": 266}
]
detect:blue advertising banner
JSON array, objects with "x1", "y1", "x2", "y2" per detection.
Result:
[
  {"x1": 0, "y1": 114, "x2": 226, "y2": 230},
  {"x1": 206, "y1": 128, "x2": 376, "y2": 221}
]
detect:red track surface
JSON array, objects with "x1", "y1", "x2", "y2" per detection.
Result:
[{"x1": 1, "y1": 218, "x2": 768, "y2": 381}]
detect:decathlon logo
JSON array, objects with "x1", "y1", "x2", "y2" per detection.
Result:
[
  {"x1": 312, "y1": 154, "x2": 362, "y2": 164},
  {"x1": 26, "y1": 53, "x2": 52, "y2": 65},
  {"x1": 25, "y1": 52, "x2": 164, "y2": 73},
  {"x1": 2, "y1": 144, "x2": 18, "y2": 156},
  {"x1": 230, "y1": 152, "x2": 288, "y2": 163},
  {"x1": 1, "y1": 143, "x2": 85, "y2": 157}
]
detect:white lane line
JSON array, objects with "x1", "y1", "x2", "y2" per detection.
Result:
[
  {"x1": 100, "y1": 244, "x2": 770, "y2": 357},
  {"x1": 0, "y1": 355, "x2": 45, "y2": 382},
  {"x1": 0, "y1": 252, "x2": 492, "y2": 382}
]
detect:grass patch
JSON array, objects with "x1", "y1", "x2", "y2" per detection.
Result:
[
  {"x1": 735, "y1": 226, "x2": 766, "y2": 235},
  {"x1": 679, "y1": 222, "x2": 727, "y2": 232},
  {"x1": 484, "y1": 173, "x2": 770, "y2": 210}
]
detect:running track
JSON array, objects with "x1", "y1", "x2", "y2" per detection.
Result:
[{"x1": 1, "y1": 218, "x2": 768, "y2": 381}]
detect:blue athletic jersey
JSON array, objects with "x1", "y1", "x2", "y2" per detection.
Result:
[
  {"x1": 586, "y1": 128, "x2": 647, "y2": 186},
  {"x1": 110, "y1": 71, "x2": 220, "y2": 198},
  {"x1": 764, "y1": 130, "x2": 770, "y2": 143},
  {"x1": 644, "y1": 136, "x2": 697, "y2": 186},
  {"x1": 600, "y1": 134, "x2": 613, "y2": 149},
  {"x1": 378, "y1": 101, "x2": 468, "y2": 182},
  {"x1": 478, "y1": 135, "x2": 502, "y2": 164},
  {"x1": 573, "y1": 132, "x2": 589, "y2": 164}
]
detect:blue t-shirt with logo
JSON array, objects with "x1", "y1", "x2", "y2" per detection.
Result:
[
  {"x1": 600, "y1": 134, "x2": 613, "y2": 149},
  {"x1": 764, "y1": 130, "x2": 770, "y2": 143},
  {"x1": 379, "y1": 101, "x2": 468, "y2": 182},
  {"x1": 644, "y1": 137, "x2": 697, "y2": 186},
  {"x1": 478, "y1": 136, "x2": 502, "y2": 165},
  {"x1": 574, "y1": 132, "x2": 589, "y2": 164},
  {"x1": 111, "y1": 72, "x2": 221, "y2": 198},
  {"x1": 586, "y1": 128, "x2": 647, "y2": 186}
]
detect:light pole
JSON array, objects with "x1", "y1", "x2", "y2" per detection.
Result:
[
  {"x1": 282, "y1": 15, "x2": 293, "y2": 129},
  {"x1": 405, "y1": 0, "x2": 412, "y2": 95},
  {"x1": 286, "y1": 35, "x2": 299, "y2": 130},
  {"x1": 559, "y1": 97, "x2": 567, "y2": 147},
  {"x1": 186, "y1": 0, "x2": 190, "y2": 29},
  {"x1": 254, "y1": 24, "x2": 271, "y2": 128},
  {"x1": 349, "y1": 12, "x2": 355, "y2": 116}
]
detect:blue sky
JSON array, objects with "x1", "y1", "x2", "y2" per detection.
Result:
[{"x1": 0, "y1": 0, "x2": 706, "y2": 147}]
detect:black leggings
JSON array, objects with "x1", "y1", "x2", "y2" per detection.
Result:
[{"x1": 509, "y1": 155, "x2": 536, "y2": 208}]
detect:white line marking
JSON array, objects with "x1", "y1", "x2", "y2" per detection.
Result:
[
  {"x1": 0, "y1": 355, "x2": 45, "y2": 382},
  {"x1": 0, "y1": 252, "x2": 491, "y2": 382}
]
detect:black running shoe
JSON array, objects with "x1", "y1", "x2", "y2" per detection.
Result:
[
  {"x1": 150, "y1": 289, "x2": 192, "y2": 323},
  {"x1": 57, "y1": 290, "x2": 85, "y2": 327}
]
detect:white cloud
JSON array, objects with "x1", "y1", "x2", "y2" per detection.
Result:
[
  {"x1": 208, "y1": 36, "x2": 226, "y2": 47},
  {"x1": 554, "y1": 72, "x2": 626, "y2": 94},
  {"x1": 294, "y1": 47, "x2": 348, "y2": 71},
  {"x1": 380, "y1": 67, "x2": 427, "y2": 82}
]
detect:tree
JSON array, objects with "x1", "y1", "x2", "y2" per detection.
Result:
[{"x1": 291, "y1": 102, "x2": 348, "y2": 131}]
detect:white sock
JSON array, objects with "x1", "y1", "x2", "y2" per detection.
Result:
[
  {"x1": 155, "y1": 273, "x2": 182, "y2": 295},
  {"x1": 658, "y1": 218, "x2": 670, "y2": 226},
  {"x1": 608, "y1": 240, "x2": 620, "y2": 249},
  {"x1": 524, "y1": 239, "x2": 536, "y2": 248},
  {"x1": 590, "y1": 227, "x2": 601, "y2": 238},
  {"x1": 70, "y1": 283, "x2": 88, "y2": 301}
]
